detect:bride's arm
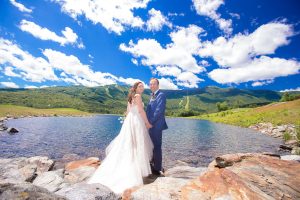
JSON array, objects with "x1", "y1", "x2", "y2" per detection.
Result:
[{"x1": 134, "y1": 94, "x2": 152, "y2": 128}]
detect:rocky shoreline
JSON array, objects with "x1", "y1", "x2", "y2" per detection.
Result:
[
  {"x1": 1, "y1": 153, "x2": 300, "y2": 199},
  {"x1": 249, "y1": 122, "x2": 300, "y2": 155}
]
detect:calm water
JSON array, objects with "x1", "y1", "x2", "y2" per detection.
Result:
[{"x1": 1, "y1": 115, "x2": 282, "y2": 168}]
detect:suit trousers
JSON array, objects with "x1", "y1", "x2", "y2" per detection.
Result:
[{"x1": 149, "y1": 128, "x2": 162, "y2": 171}]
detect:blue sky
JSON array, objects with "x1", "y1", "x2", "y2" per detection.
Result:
[{"x1": 0, "y1": 0, "x2": 299, "y2": 91}]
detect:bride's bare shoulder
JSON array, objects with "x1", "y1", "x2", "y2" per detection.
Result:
[
  {"x1": 133, "y1": 94, "x2": 143, "y2": 105},
  {"x1": 134, "y1": 94, "x2": 141, "y2": 98}
]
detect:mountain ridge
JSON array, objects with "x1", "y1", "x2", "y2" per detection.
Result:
[{"x1": 0, "y1": 85, "x2": 284, "y2": 116}]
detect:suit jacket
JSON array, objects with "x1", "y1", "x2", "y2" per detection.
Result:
[{"x1": 146, "y1": 90, "x2": 168, "y2": 131}]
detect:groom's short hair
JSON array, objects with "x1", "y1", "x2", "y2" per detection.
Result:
[{"x1": 150, "y1": 78, "x2": 159, "y2": 85}]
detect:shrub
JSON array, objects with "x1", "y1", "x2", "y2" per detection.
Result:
[
  {"x1": 216, "y1": 101, "x2": 229, "y2": 112},
  {"x1": 283, "y1": 131, "x2": 292, "y2": 141},
  {"x1": 178, "y1": 110, "x2": 197, "y2": 117}
]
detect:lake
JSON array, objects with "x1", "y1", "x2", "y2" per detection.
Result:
[{"x1": 0, "y1": 115, "x2": 283, "y2": 168}]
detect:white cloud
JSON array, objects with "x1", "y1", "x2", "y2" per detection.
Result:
[
  {"x1": 199, "y1": 60, "x2": 210, "y2": 67},
  {"x1": 24, "y1": 85, "x2": 38, "y2": 89},
  {"x1": 3, "y1": 66, "x2": 21, "y2": 77},
  {"x1": 229, "y1": 12, "x2": 240, "y2": 19},
  {"x1": 0, "y1": 37, "x2": 143, "y2": 88},
  {"x1": 118, "y1": 77, "x2": 149, "y2": 88},
  {"x1": 0, "y1": 81, "x2": 19, "y2": 88},
  {"x1": 40, "y1": 85, "x2": 55, "y2": 88},
  {"x1": 192, "y1": 0, "x2": 232, "y2": 34},
  {"x1": 42, "y1": 49, "x2": 117, "y2": 87},
  {"x1": 208, "y1": 56, "x2": 300, "y2": 84},
  {"x1": 158, "y1": 78, "x2": 178, "y2": 90},
  {"x1": 155, "y1": 66, "x2": 205, "y2": 88},
  {"x1": 280, "y1": 87, "x2": 300, "y2": 92},
  {"x1": 23, "y1": 85, "x2": 56, "y2": 89},
  {"x1": 199, "y1": 22, "x2": 294, "y2": 67},
  {"x1": 176, "y1": 71, "x2": 204, "y2": 88},
  {"x1": 10, "y1": 0, "x2": 32, "y2": 13},
  {"x1": 120, "y1": 25, "x2": 206, "y2": 88},
  {"x1": 19, "y1": 20, "x2": 82, "y2": 48},
  {"x1": 199, "y1": 22, "x2": 299, "y2": 85},
  {"x1": 0, "y1": 38, "x2": 58, "y2": 82},
  {"x1": 88, "y1": 54, "x2": 94, "y2": 59},
  {"x1": 131, "y1": 58, "x2": 138, "y2": 65},
  {"x1": 52, "y1": 0, "x2": 150, "y2": 35},
  {"x1": 155, "y1": 66, "x2": 182, "y2": 77},
  {"x1": 146, "y1": 8, "x2": 172, "y2": 31},
  {"x1": 251, "y1": 79, "x2": 273, "y2": 87},
  {"x1": 168, "y1": 12, "x2": 185, "y2": 17},
  {"x1": 120, "y1": 25, "x2": 205, "y2": 73}
]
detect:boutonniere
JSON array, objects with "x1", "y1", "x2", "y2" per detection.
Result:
[{"x1": 151, "y1": 93, "x2": 156, "y2": 101}]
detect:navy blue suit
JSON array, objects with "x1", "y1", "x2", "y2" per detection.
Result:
[{"x1": 146, "y1": 90, "x2": 168, "y2": 171}]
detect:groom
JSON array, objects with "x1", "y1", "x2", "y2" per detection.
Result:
[{"x1": 146, "y1": 78, "x2": 168, "y2": 176}]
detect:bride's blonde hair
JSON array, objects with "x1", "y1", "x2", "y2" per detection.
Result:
[{"x1": 127, "y1": 81, "x2": 142, "y2": 104}]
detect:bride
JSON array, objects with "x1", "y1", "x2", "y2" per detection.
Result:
[{"x1": 87, "y1": 81, "x2": 154, "y2": 194}]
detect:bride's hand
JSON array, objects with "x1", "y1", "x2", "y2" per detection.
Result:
[{"x1": 146, "y1": 122, "x2": 152, "y2": 129}]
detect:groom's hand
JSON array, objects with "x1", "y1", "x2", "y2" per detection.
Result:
[{"x1": 146, "y1": 123, "x2": 152, "y2": 129}]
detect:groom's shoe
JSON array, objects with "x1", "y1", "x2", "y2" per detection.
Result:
[
  {"x1": 150, "y1": 165, "x2": 160, "y2": 175},
  {"x1": 151, "y1": 169, "x2": 161, "y2": 176},
  {"x1": 151, "y1": 168, "x2": 165, "y2": 177},
  {"x1": 150, "y1": 163, "x2": 165, "y2": 176}
]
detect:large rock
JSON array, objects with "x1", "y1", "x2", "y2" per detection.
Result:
[
  {"x1": 8, "y1": 127, "x2": 19, "y2": 134},
  {"x1": 64, "y1": 166, "x2": 96, "y2": 184},
  {"x1": 281, "y1": 155, "x2": 300, "y2": 162},
  {"x1": 65, "y1": 157, "x2": 100, "y2": 171},
  {"x1": 55, "y1": 182, "x2": 120, "y2": 200},
  {"x1": 26, "y1": 156, "x2": 55, "y2": 175},
  {"x1": 0, "y1": 117, "x2": 7, "y2": 122},
  {"x1": 181, "y1": 153, "x2": 300, "y2": 200},
  {"x1": 130, "y1": 177, "x2": 190, "y2": 200},
  {"x1": 0, "y1": 123, "x2": 8, "y2": 131},
  {"x1": 0, "y1": 182, "x2": 66, "y2": 200},
  {"x1": 292, "y1": 147, "x2": 300, "y2": 155},
  {"x1": 33, "y1": 169, "x2": 68, "y2": 192},
  {"x1": 53, "y1": 154, "x2": 82, "y2": 169},
  {"x1": 63, "y1": 157, "x2": 99, "y2": 184},
  {"x1": 0, "y1": 156, "x2": 55, "y2": 184},
  {"x1": 165, "y1": 166, "x2": 207, "y2": 180}
]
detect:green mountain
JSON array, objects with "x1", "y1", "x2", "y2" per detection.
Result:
[{"x1": 0, "y1": 85, "x2": 283, "y2": 116}]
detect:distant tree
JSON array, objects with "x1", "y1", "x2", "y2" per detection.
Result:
[
  {"x1": 216, "y1": 101, "x2": 229, "y2": 112},
  {"x1": 280, "y1": 92, "x2": 290, "y2": 102},
  {"x1": 280, "y1": 92, "x2": 300, "y2": 102},
  {"x1": 233, "y1": 99, "x2": 243, "y2": 108},
  {"x1": 178, "y1": 110, "x2": 197, "y2": 117}
]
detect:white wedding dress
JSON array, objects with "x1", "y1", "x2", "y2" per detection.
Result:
[{"x1": 87, "y1": 102, "x2": 154, "y2": 194}]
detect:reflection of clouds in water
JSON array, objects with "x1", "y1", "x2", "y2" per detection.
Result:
[
  {"x1": 2, "y1": 116, "x2": 282, "y2": 168},
  {"x1": 163, "y1": 118, "x2": 282, "y2": 168}
]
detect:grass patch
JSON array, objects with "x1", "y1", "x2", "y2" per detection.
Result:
[
  {"x1": 0, "y1": 104, "x2": 91, "y2": 118},
  {"x1": 191, "y1": 99, "x2": 300, "y2": 127},
  {"x1": 283, "y1": 132, "x2": 292, "y2": 141}
]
